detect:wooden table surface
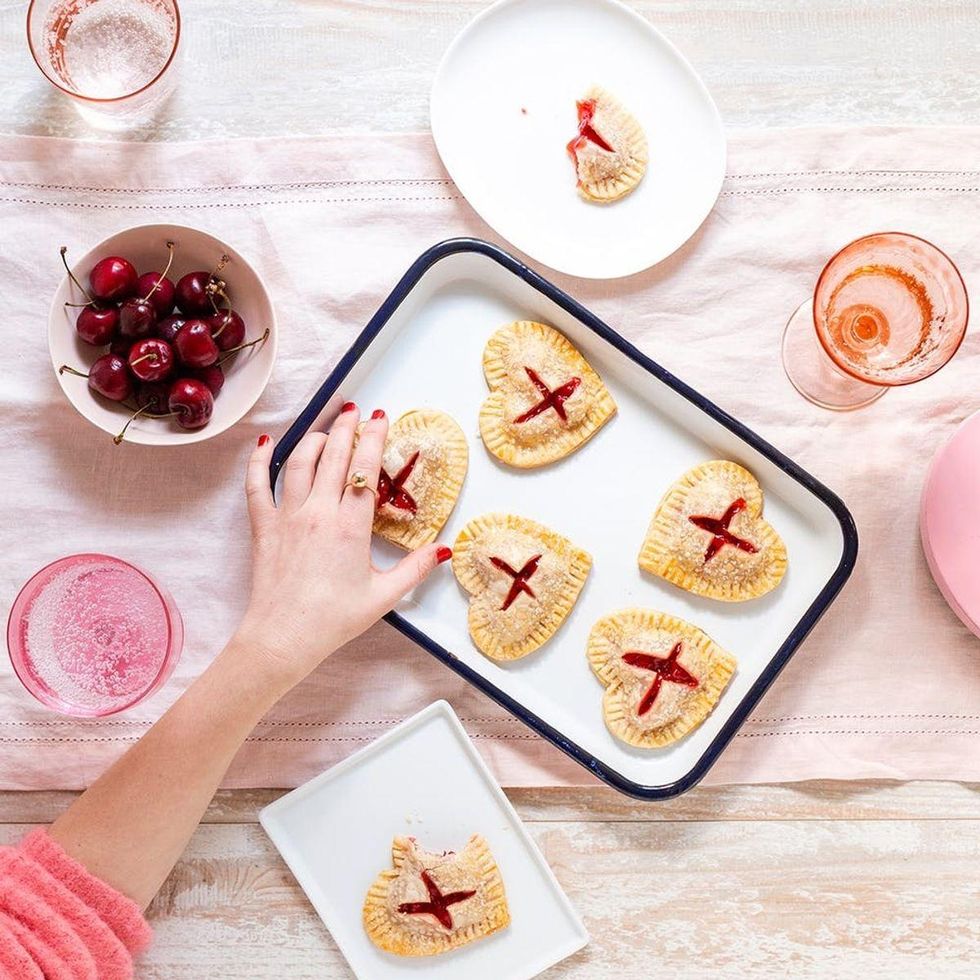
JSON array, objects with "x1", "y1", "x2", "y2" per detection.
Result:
[{"x1": 3, "y1": 1, "x2": 980, "y2": 977}]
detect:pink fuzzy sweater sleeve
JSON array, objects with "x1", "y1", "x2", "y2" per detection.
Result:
[{"x1": 0, "y1": 830, "x2": 152, "y2": 979}]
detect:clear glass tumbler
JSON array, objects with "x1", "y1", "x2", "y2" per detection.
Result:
[
  {"x1": 782, "y1": 232, "x2": 969, "y2": 410},
  {"x1": 27, "y1": 0, "x2": 180, "y2": 131},
  {"x1": 6, "y1": 554, "x2": 183, "y2": 717}
]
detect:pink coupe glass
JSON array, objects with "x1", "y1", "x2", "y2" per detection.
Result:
[
  {"x1": 6, "y1": 554, "x2": 183, "y2": 717},
  {"x1": 782, "y1": 232, "x2": 969, "y2": 410}
]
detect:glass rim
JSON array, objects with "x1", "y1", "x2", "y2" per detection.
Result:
[
  {"x1": 26, "y1": 0, "x2": 181, "y2": 105},
  {"x1": 812, "y1": 231, "x2": 970, "y2": 387},
  {"x1": 5, "y1": 552, "x2": 181, "y2": 717}
]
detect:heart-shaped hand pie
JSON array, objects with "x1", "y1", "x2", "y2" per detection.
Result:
[
  {"x1": 452, "y1": 512, "x2": 592, "y2": 661},
  {"x1": 369, "y1": 408, "x2": 468, "y2": 550},
  {"x1": 478, "y1": 320, "x2": 617, "y2": 469},
  {"x1": 363, "y1": 834, "x2": 510, "y2": 958},
  {"x1": 638, "y1": 460, "x2": 788, "y2": 602},
  {"x1": 567, "y1": 86, "x2": 648, "y2": 204},
  {"x1": 588, "y1": 608, "x2": 736, "y2": 748}
]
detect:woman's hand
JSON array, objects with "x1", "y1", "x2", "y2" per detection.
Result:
[{"x1": 235, "y1": 404, "x2": 452, "y2": 687}]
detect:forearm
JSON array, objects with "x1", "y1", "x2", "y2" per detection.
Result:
[{"x1": 49, "y1": 635, "x2": 293, "y2": 909}]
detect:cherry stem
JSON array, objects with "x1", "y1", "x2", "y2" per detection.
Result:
[
  {"x1": 59, "y1": 246, "x2": 94, "y2": 306},
  {"x1": 114, "y1": 406, "x2": 176, "y2": 445},
  {"x1": 129, "y1": 353, "x2": 159, "y2": 368},
  {"x1": 141, "y1": 240, "x2": 176, "y2": 302},
  {"x1": 59, "y1": 364, "x2": 89, "y2": 379},
  {"x1": 217, "y1": 327, "x2": 270, "y2": 365},
  {"x1": 207, "y1": 254, "x2": 231, "y2": 315},
  {"x1": 211, "y1": 308, "x2": 232, "y2": 339}
]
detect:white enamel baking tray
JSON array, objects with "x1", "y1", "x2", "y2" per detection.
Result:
[
  {"x1": 260, "y1": 700, "x2": 587, "y2": 980},
  {"x1": 272, "y1": 240, "x2": 857, "y2": 799}
]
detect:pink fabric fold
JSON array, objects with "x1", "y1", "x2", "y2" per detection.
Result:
[{"x1": 0, "y1": 830, "x2": 151, "y2": 980}]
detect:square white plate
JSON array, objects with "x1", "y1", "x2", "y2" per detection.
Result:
[
  {"x1": 272, "y1": 241, "x2": 856, "y2": 799},
  {"x1": 260, "y1": 700, "x2": 588, "y2": 980}
]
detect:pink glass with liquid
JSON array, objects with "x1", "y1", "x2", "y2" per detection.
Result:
[{"x1": 6, "y1": 554, "x2": 183, "y2": 717}]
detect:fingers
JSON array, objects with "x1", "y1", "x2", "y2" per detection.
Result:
[
  {"x1": 341, "y1": 409, "x2": 388, "y2": 518},
  {"x1": 376, "y1": 544, "x2": 453, "y2": 609},
  {"x1": 281, "y1": 430, "x2": 328, "y2": 513},
  {"x1": 246, "y1": 433, "x2": 277, "y2": 532},
  {"x1": 313, "y1": 401, "x2": 360, "y2": 502}
]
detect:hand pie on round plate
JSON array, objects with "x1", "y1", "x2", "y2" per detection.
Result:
[
  {"x1": 638, "y1": 460, "x2": 788, "y2": 601},
  {"x1": 452, "y1": 512, "x2": 591, "y2": 661},
  {"x1": 478, "y1": 320, "x2": 616, "y2": 469},
  {"x1": 566, "y1": 86, "x2": 648, "y2": 204},
  {"x1": 588, "y1": 608, "x2": 736, "y2": 748},
  {"x1": 363, "y1": 835, "x2": 510, "y2": 957},
  {"x1": 367, "y1": 408, "x2": 468, "y2": 550}
]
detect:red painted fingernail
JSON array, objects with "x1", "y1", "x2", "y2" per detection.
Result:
[
  {"x1": 436, "y1": 546, "x2": 453, "y2": 563},
  {"x1": 371, "y1": 409, "x2": 385, "y2": 420},
  {"x1": 257, "y1": 434, "x2": 270, "y2": 447},
  {"x1": 341, "y1": 401, "x2": 356, "y2": 413}
]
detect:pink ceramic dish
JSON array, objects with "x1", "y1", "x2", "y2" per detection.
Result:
[{"x1": 920, "y1": 410, "x2": 980, "y2": 637}]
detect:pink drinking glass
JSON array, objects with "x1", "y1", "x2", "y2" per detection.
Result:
[
  {"x1": 782, "y1": 232, "x2": 969, "y2": 410},
  {"x1": 27, "y1": 0, "x2": 180, "y2": 131},
  {"x1": 6, "y1": 554, "x2": 183, "y2": 718}
]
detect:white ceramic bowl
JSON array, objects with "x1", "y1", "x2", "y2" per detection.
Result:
[{"x1": 49, "y1": 224, "x2": 277, "y2": 446}]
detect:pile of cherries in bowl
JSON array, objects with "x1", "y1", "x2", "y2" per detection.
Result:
[{"x1": 58, "y1": 241, "x2": 269, "y2": 443}]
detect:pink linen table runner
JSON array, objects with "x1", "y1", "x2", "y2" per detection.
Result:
[{"x1": 1, "y1": 126, "x2": 979, "y2": 791}]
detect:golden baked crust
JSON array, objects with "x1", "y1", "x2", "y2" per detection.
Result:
[
  {"x1": 588, "y1": 608, "x2": 736, "y2": 747},
  {"x1": 452, "y1": 512, "x2": 592, "y2": 661},
  {"x1": 567, "y1": 86, "x2": 648, "y2": 204},
  {"x1": 478, "y1": 320, "x2": 616, "y2": 469},
  {"x1": 638, "y1": 460, "x2": 788, "y2": 602},
  {"x1": 362, "y1": 835, "x2": 510, "y2": 957},
  {"x1": 367, "y1": 408, "x2": 468, "y2": 550}
]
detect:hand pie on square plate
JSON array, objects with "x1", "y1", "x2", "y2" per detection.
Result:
[{"x1": 363, "y1": 834, "x2": 510, "y2": 957}]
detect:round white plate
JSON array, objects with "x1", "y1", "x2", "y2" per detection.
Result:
[
  {"x1": 50, "y1": 224, "x2": 277, "y2": 446},
  {"x1": 431, "y1": 0, "x2": 726, "y2": 279}
]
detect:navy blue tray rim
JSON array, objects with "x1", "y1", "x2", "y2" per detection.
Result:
[{"x1": 270, "y1": 237, "x2": 859, "y2": 801}]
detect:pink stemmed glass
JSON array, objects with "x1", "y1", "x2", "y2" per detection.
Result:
[
  {"x1": 6, "y1": 554, "x2": 183, "y2": 717},
  {"x1": 782, "y1": 232, "x2": 969, "y2": 410},
  {"x1": 27, "y1": 0, "x2": 180, "y2": 131}
]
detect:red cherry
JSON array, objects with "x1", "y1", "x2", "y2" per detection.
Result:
[
  {"x1": 174, "y1": 319, "x2": 219, "y2": 368},
  {"x1": 137, "y1": 272, "x2": 176, "y2": 317},
  {"x1": 89, "y1": 256, "x2": 137, "y2": 303},
  {"x1": 75, "y1": 306, "x2": 119, "y2": 346},
  {"x1": 175, "y1": 271, "x2": 214, "y2": 315},
  {"x1": 128, "y1": 338, "x2": 174, "y2": 382},
  {"x1": 119, "y1": 296, "x2": 157, "y2": 339},
  {"x1": 136, "y1": 380, "x2": 170, "y2": 415},
  {"x1": 157, "y1": 314, "x2": 186, "y2": 345},
  {"x1": 169, "y1": 378, "x2": 214, "y2": 430},
  {"x1": 59, "y1": 353, "x2": 132, "y2": 402},
  {"x1": 207, "y1": 309, "x2": 246, "y2": 351},
  {"x1": 193, "y1": 363, "x2": 224, "y2": 397}
]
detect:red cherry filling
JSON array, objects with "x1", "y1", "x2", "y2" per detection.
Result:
[
  {"x1": 378, "y1": 451, "x2": 419, "y2": 513},
  {"x1": 512, "y1": 367, "x2": 581, "y2": 424},
  {"x1": 489, "y1": 553, "x2": 541, "y2": 611},
  {"x1": 688, "y1": 498, "x2": 759, "y2": 563},
  {"x1": 566, "y1": 99, "x2": 616, "y2": 177},
  {"x1": 397, "y1": 870, "x2": 476, "y2": 931},
  {"x1": 622, "y1": 643, "x2": 699, "y2": 715}
]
